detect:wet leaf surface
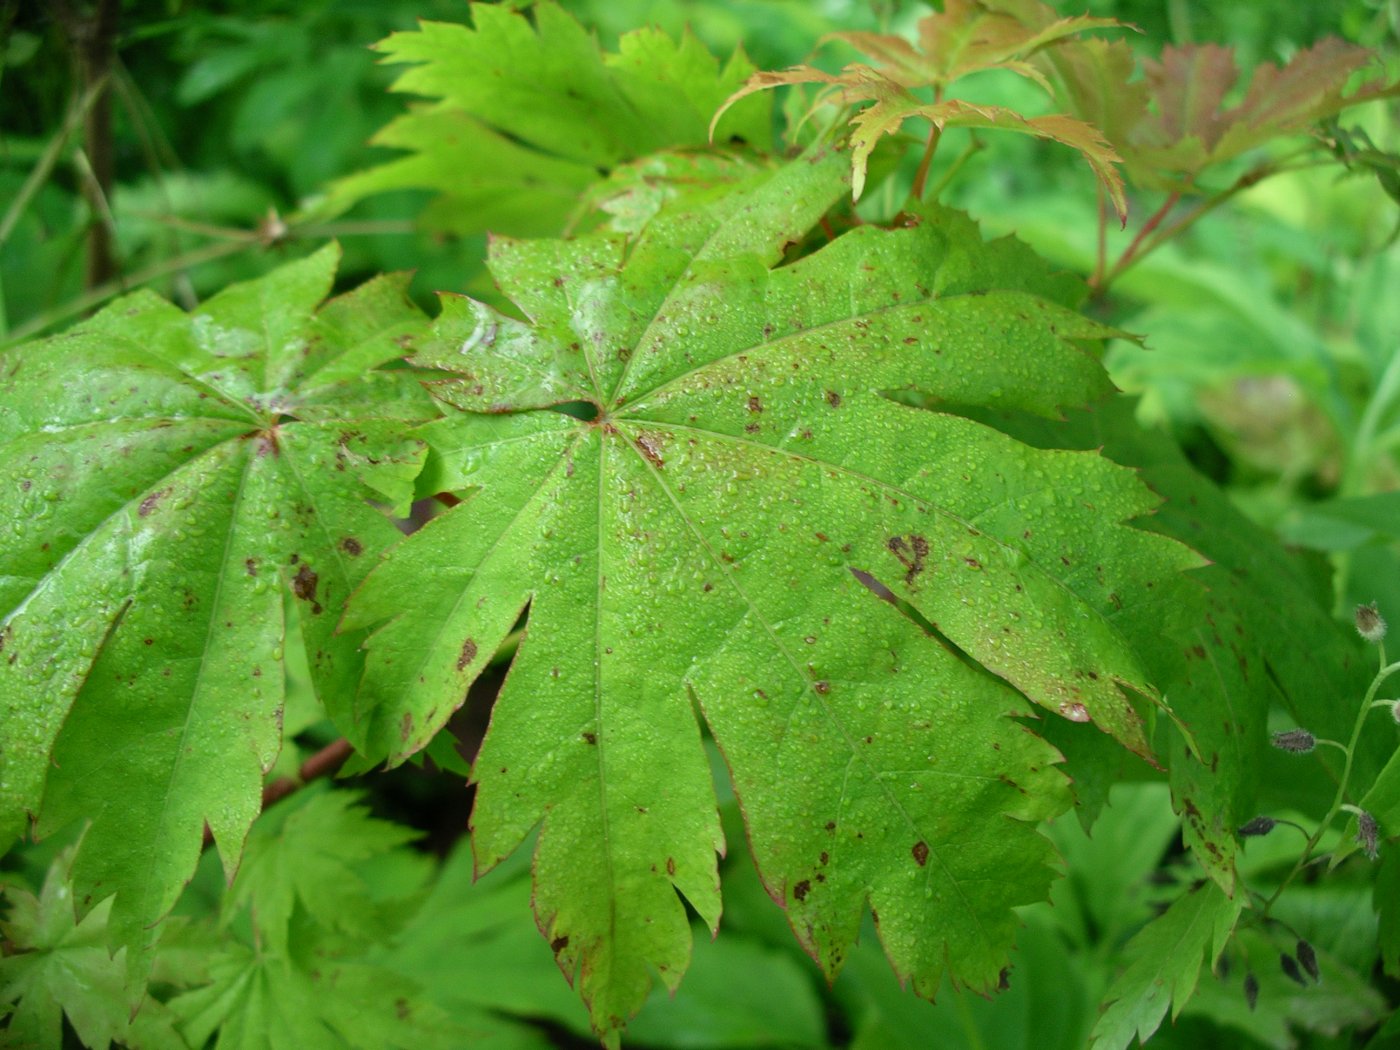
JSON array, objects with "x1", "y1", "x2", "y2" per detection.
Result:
[
  {"x1": 0, "y1": 246, "x2": 434, "y2": 979},
  {"x1": 346, "y1": 148, "x2": 1198, "y2": 1040}
]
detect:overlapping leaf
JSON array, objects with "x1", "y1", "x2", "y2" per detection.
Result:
[
  {"x1": 0, "y1": 842, "x2": 186, "y2": 1049},
  {"x1": 714, "y1": 0, "x2": 1127, "y2": 215},
  {"x1": 1089, "y1": 880, "x2": 1242, "y2": 1050},
  {"x1": 163, "y1": 789, "x2": 469, "y2": 1050},
  {"x1": 965, "y1": 394, "x2": 1376, "y2": 887},
  {"x1": 324, "y1": 2, "x2": 771, "y2": 237},
  {"x1": 345, "y1": 148, "x2": 1198, "y2": 1040},
  {"x1": 0, "y1": 246, "x2": 434, "y2": 977}
]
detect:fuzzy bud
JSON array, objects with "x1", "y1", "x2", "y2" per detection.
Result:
[
  {"x1": 1238, "y1": 816, "x2": 1277, "y2": 838},
  {"x1": 1296, "y1": 940, "x2": 1319, "y2": 982},
  {"x1": 1357, "y1": 810, "x2": 1380, "y2": 860},
  {"x1": 1355, "y1": 601, "x2": 1387, "y2": 643},
  {"x1": 1271, "y1": 729, "x2": 1316, "y2": 754}
]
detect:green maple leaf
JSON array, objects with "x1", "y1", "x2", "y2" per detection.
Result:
[
  {"x1": 164, "y1": 787, "x2": 467, "y2": 1050},
  {"x1": 0, "y1": 841, "x2": 187, "y2": 1049},
  {"x1": 221, "y1": 787, "x2": 421, "y2": 957},
  {"x1": 0, "y1": 245, "x2": 434, "y2": 977},
  {"x1": 1089, "y1": 879, "x2": 1242, "y2": 1050},
  {"x1": 324, "y1": 1, "x2": 771, "y2": 237},
  {"x1": 345, "y1": 149, "x2": 1197, "y2": 1040}
]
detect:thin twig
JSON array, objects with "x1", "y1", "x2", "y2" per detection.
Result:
[
  {"x1": 261, "y1": 738, "x2": 356, "y2": 809},
  {"x1": 0, "y1": 78, "x2": 107, "y2": 248},
  {"x1": 910, "y1": 122, "x2": 943, "y2": 201},
  {"x1": 2, "y1": 238, "x2": 248, "y2": 346}
]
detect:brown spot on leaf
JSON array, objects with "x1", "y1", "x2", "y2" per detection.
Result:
[
  {"x1": 583, "y1": 731, "x2": 597, "y2": 745},
  {"x1": 825, "y1": 390, "x2": 842, "y2": 407},
  {"x1": 551, "y1": 935, "x2": 569, "y2": 953},
  {"x1": 813, "y1": 680, "x2": 830, "y2": 694},
  {"x1": 793, "y1": 879, "x2": 811, "y2": 902},
  {"x1": 634, "y1": 431, "x2": 665, "y2": 468},
  {"x1": 457, "y1": 638, "x2": 478, "y2": 671},
  {"x1": 244, "y1": 558, "x2": 257, "y2": 576},
  {"x1": 341, "y1": 537, "x2": 363, "y2": 556},
  {"x1": 666, "y1": 856, "x2": 676, "y2": 876},
  {"x1": 912, "y1": 841, "x2": 929, "y2": 866},
  {"x1": 292, "y1": 564, "x2": 322, "y2": 615},
  {"x1": 887, "y1": 534, "x2": 930, "y2": 584},
  {"x1": 138, "y1": 488, "x2": 170, "y2": 516},
  {"x1": 747, "y1": 396, "x2": 763, "y2": 413},
  {"x1": 400, "y1": 711, "x2": 414, "y2": 741}
]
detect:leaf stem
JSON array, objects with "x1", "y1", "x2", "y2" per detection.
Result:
[
  {"x1": 1091, "y1": 182, "x2": 1108, "y2": 291},
  {"x1": 1098, "y1": 190, "x2": 1180, "y2": 289},
  {"x1": 1263, "y1": 653, "x2": 1400, "y2": 912},
  {"x1": 0, "y1": 78, "x2": 107, "y2": 249},
  {"x1": 911, "y1": 121, "x2": 944, "y2": 201},
  {"x1": 2, "y1": 218, "x2": 413, "y2": 348},
  {"x1": 924, "y1": 133, "x2": 983, "y2": 202}
]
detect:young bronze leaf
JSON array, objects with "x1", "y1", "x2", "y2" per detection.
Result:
[
  {"x1": 1049, "y1": 37, "x2": 1400, "y2": 189},
  {"x1": 848, "y1": 96, "x2": 1126, "y2": 214},
  {"x1": 714, "y1": 2, "x2": 1126, "y2": 216},
  {"x1": 345, "y1": 149, "x2": 1197, "y2": 1042},
  {"x1": 0, "y1": 246, "x2": 434, "y2": 980}
]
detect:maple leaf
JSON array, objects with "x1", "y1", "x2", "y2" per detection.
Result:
[
  {"x1": 0, "y1": 841, "x2": 187, "y2": 1049},
  {"x1": 714, "y1": 1, "x2": 1127, "y2": 218},
  {"x1": 1045, "y1": 36, "x2": 1400, "y2": 191},
  {"x1": 0, "y1": 246, "x2": 434, "y2": 980},
  {"x1": 324, "y1": 2, "x2": 771, "y2": 237},
  {"x1": 1089, "y1": 879, "x2": 1242, "y2": 1050},
  {"x1": 163, "y1": 789, "x2": 468, "y2": 1050},
  {"x1": 344, "y1": 149, "x2": 1197, "y2": 1041},
  {"x1": 841, "y1": 0, "x2": 1122, "y2": 93}
]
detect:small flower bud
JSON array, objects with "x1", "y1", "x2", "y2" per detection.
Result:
[
  {"x1": 1296, "y1": 939, "x2": 1319, "y2": 982},
  {"x1": 1243, "y1": 972, "x2": 1259, "y2": 1011},
  {"x1": 1357, "y1": 809, "x2": 1380, "y2": 860},
  {"x1": 1355, "y1": 601, "x2": 1387, "y2": 643},
  {"x1": 1271, "y1": 729, "x2": 1316, "y2": 753},
  {"x1": 1280, "y1": 953, "x2": 1307, "y2": 987},
  {"x1": 1238, "y1": 816, "x2": 1277, "y2": 838}
]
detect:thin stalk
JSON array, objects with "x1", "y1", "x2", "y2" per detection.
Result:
[
  {"x1": 923, "y1": 134, "x2": 983, "y2": 202},
  {"x1": 0, "y1": 78, "x2": 107, "y2": 248},
  {"x1": 1264, "y1": 652, "x2": 1400, "y2": 913},
  {"x1": 910, "y1": 122, "x2": 944, "y2": 201},
  {"x1": 70, "y1": 146, "x2": 123, "y2": 276},
  {"x1": 55, "y1": 0, "x2": 122, "y2": 289},
  {"x1": 1091, "y1": 182, "x2": 1108, "y2": 291},
  {"x1": 1101, "y1": 148, "x2": 1324, "y2": 289},
  {"x1": 2, "y1": 217, "x2": 419, "y2": 347},
  {"x1": 2, "y1": 238, "x2": 247, "y2": 346},
  {"x1": 910, "y1": 88, "x2": 946, "y2": 202},
  {"x1": 1099, "y1": 190, "x2": 1180, "y2": 289}
]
